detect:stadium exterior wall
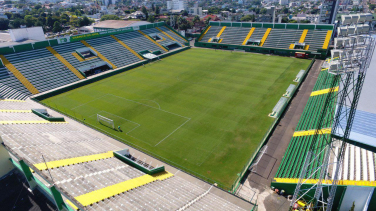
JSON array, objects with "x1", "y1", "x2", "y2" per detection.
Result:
[
  {"x1": 231, "y1": 57, "x2": 316, "y2": 193},
  {"x1": 208, "y1": 21, "x2": 334, "y2": 30}
]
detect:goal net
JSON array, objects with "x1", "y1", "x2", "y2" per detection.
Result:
[{"x1": 97, "y1": 114, "x2": 115, "y2": 129}]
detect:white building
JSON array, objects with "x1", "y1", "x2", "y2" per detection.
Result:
[
  {"x1": 279, "y1": 0, "x2": 288, "y2": 6},
  {"x1": 189, "y1": 3, "x2": 202, "y2": 16},
  {"x1": 167, "y1": 0, "x2": 187, "y2": 12}
]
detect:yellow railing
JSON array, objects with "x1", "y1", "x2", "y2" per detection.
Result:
[
  {"x1": 110, "y1": 35, "x2": 144, "y2": 60},
  {"x1": 0, "y1": 55, "x2": 39, "y2": 94},
  {"x1": 198, "y1": 26, "x2": 211, "y2": 41},
  {"x1": 260, "y1": 28, "x2": 272, "y2": 47},
  {"x1": 46, "y1": 47, "x2": 85, "y2": 79},
  {"x1": 242, "y1": 27, "x2": 255, "y2": 45},
  {"x1": 322, "y1": 30, "x2": 333, "y2": 49},
  {"x1": 138, "y1": 30, "x2": 168, "y2": 52},
  {"x1": 80, "y1": 41, "x2": 118, "y2": 69}
]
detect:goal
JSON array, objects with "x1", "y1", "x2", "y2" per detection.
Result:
[{"x1": 97, "y1": 114, "x2": 115, "y2": 129}]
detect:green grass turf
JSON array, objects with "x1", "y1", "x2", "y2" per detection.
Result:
[{"x1": 42, "y1": 48, "x2": 311, "y2": 188}]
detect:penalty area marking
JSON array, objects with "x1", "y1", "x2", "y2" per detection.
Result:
[{"x1": 83, "y1": 94, "x2": 191, "y2": 147}]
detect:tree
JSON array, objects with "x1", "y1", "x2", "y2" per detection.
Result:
[
  {"x1": 52, "y1": 21, "x2": 63, "y2": 33},
  {"x1": 260, "y1": 8, "x2": 267, "y2": 14},
  {"x1": 0, "y1": 18, "x2": 9, "y2": 30},
  {"x1": 193, "y1": 15, "x2": 200, "y2": 23},
  {"x1": 47, "y1": 16, "x2": 54, "y2": 28},
  {"x1": 147, "y1": 15, "x2": 155, "y2": 23},
  {"x1": 100, "y1": 14, "x2": 120, "y2": 21},
  {"x1": 205, "y1": 17, "x2": 211, "y2": 25},
  {"x1": 75, "y1": 9, "x2": 81, "y2": 16},
  {"x1": 24, "y1": 15, "x2": 34, "y2": 27},
  {"x1": 152, "y1": 3, "x2": 155, "y2": 12},
  {"x1": 12, "y1": 18, "x2": 25, "y2": 28},
  {"x1": 34, "y1": 4, "x2": 42, "y2": 10},
  {"x1": 182, "y1": 10, "x2": 188, "y2": 16},
  {"x1": 4, "y1": 12, "x2": 12, "y2": 19},
  {"x1": 240, "y1": 15, "x2": 254, "y2": 22},
  {"x1": 78, "y1": 16, "x2": 92, "y2": 27},
  {"x1": 288, "y1": 19, "x2": 297, "y2": 23},
  {"x1": 70, "y1": 16, "x2": 79, "y2": 27},
  {"x1": 141, "y1": 6, "x2": 148, "y2": 19},
  {"x1": 155, "y1": 6, "x2": 160, "y2": 15},
  {"x1": 282, "y1": 7, "x2": 288, "y2": 14},
  {"x1": 61, "y1": 14, "x2": 70, "y2": 24}
]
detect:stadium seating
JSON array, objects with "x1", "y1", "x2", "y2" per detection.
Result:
[
  {"x1": 0, "y1": 25, "x2": 187, "y2": 101},
  {"x1": 157, "y1": 26, "x2": 187, "y2": 44},
  {"x1": 199, "y1": 24, "x2": 331, "y2": 52},
  {"x1": 273, "y1": 62, "x2": 376, "y2": 184},
  {"x1": 83, "y1": 36, "x2": 142, "y2": 68},
  {"x1": 0, "y1": 100, "x2": 250, "y2": 211},
  {"x1": 263, "y1": 29, "x2": 302, "y2": 49},
  {"x1": 0, "y1": 82, "x2": 29, "y2": 100},
  {"x1": 115, "y1": 31, "x2": 167, "y2": 54},
  {"x1": 200, "y1": 26, "x2": 222, "y2": 42},
  {"x1": 3, "y1": 48, "x2": 80, "y2": 93}
]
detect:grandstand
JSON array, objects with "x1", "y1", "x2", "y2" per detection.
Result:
[
  {"x1": 272, "y1": 58, "x2": 376, "y2": 209},
  {"x1": 195, "y1": 22, "x2": 334, "y2": 58},
  {"x1": 0, "y1": 22, "x2": 188, "y2": 100},
  {"x1": 0, "y1": 99, "x2": 252, "y2": 210}
]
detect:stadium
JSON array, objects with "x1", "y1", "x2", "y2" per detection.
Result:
[{"x1": 0, "y1": 17, "x2": 375, "y2": 211}]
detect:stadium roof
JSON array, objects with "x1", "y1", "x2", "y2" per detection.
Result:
[
  {"x1": 93, "y1": 20, "x2": 150, "y2": 29},
  {"x1": 333, "y1": 35, "x2": 376, "y2": 149}
]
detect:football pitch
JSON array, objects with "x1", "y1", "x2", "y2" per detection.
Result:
[{"x1": 41, "y1": 48, "x2": 311, "y2": 188}]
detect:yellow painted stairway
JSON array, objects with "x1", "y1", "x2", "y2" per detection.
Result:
[
  {"x1": 138, "y1": 30, "x2": 168, "y2": 52},
  {"x1": 322, "y1": 30, "x2": 333, "y2": 49},
  {"x1": 110, "y1": 35, "x2": 144, "y2": 60},
  {"x1": 155, "y1": 27, "x2": 183, "y2": 45},
  {"x1": 75, "y1": 171, "x2": 174, "y2": 206},
  {"x1": 242, "y1": 27, "x2": 255, "y2": 45},
  {"x1": 260, "y1": 28, "x2": 272, "y2": 47},
  {"x1": 46, "y1": 47, "x2": 85, "y2": 79},
  {"x1": 299, "y1": 29, "x2": 308, "y2": 43},
  {"x1": 0, "y1": 55, "x2": 39, "y2": 94},
  {"x1": 198, "y1": 26, "x2": 211, "y2": 41},
  {"x1": 80, "y1": 40, "x2": 118, "y2": 69}
]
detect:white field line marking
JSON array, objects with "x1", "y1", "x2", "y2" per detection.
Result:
[
  {"x1": 85, "y1": 94, "x2": 191, "y2": 146},
  {"x1": 71, "y1": 94, "x2": 107, "y2": 110},
  {"x1": 155, "y1": 118, "x2": 190, "y2": 146},
  {"x1": 108, "y1": 94, "x2": 190, "y2": 120},
  {"x1": 136, "y1": 99, "x2": 161, "y2": 109}
]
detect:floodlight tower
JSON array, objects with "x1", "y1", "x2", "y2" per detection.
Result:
[{"x1": 290, "y1": 34, "x2": 376, "y2": 210}]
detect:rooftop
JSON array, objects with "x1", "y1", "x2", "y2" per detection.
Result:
[{"x1": 93, "y1": 20, "x2": 150, "y2": 29}]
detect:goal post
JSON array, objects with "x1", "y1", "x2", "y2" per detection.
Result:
[{"x1": 97, "y1": 114, "x2": 115, "y2": 129}]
